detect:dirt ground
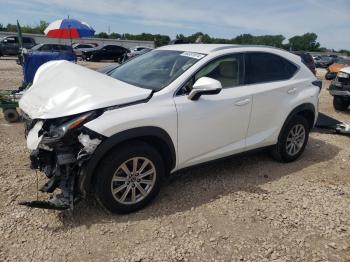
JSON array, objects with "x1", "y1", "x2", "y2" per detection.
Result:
[{"x1": 0, "y1": 57, "x2": 349, "y2": 262}]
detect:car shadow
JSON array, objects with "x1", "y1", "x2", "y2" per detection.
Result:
[{"x1": 54, "y1": 136, "x2": 340, "y2": 230}]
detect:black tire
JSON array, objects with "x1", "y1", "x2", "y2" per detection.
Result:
[
  {"x1": 271, "y1": 115, "x2": 310, "y2": 163},
  {"x1": 333, "y1": 96, "x2": 350, "y2": 111},
  {"x1": 94, "y1": 140, "x2": 165, "y2": 214},
  {"x1": 3, "y1": 108, "x2": 20, "y2": 123}
]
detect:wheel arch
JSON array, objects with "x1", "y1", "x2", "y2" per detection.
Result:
[
  {"x1": 282, "y1": 103, "x2": 316, "y2": 134},
  {"x1": 79, "y1": 126, "x2": 176, "y2": 193}
]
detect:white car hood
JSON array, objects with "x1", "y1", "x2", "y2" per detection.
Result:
[{"x1": 19, "y1": 60, "x2": 152, "y2": 119}]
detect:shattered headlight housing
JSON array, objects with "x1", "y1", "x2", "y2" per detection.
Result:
[{"x1": 41, "y1": 111, "x2": 98, "y2": 145}]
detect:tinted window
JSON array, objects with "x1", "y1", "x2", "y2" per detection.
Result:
[
  {"x1": 5, "y1": 37, "x2": 16, "y2": 44},
  {"x1": 59, "y1": 45, "x2": 72, "y2": 51},
  {"x1": 245, "y1": 52, "x2": 297, "y2": 84},
  {"x1": 105, "y1": 45, "x2": 117, "y2": 50},
  {"x1": 23, "y1": 37, "x2": 33, "y2": 44},
  {"x1": 77, "y1": 44, "x2": 92, "y2": 48},
  {"x1": 39, "y1": 44, "x2": 51, "y2": 51},
  {"x1": 195, "y1": 54, "x2": 243, "y2": 88}
]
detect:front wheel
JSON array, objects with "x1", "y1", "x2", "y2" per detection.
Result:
[
  {"x1": 95, "y1": 141, "x2": 165, "y2": 214},
  {"x1": 271, "y1": 115, "x2": 309, "y2": 162},
  {"x1": 333, "y1": 96, "x2": 350, "y2": 111}
]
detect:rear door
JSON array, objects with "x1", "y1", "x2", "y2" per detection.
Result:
[
  {"x1": 244, "y1": 52, "x2": 300, "y2": 150},
  {"x1": 174, "y1": 54, "x2": 252, "y2": 169}
]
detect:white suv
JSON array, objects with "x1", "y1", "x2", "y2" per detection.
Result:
[{"x1": 19, "y1": 44, "x2": 320, "y2": 213}]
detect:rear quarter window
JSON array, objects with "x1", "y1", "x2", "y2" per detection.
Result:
[{"x1": 245, "y1": 52, "x2": 298, "y2": 84}]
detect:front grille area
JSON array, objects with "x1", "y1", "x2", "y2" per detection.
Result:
[{"x1": 337, "y1": 77, "x2": 350, "y2": 85}]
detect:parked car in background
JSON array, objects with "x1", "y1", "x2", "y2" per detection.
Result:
[
  {"x1": 19, "y1": 44, "x2": 320, "y2": 213},
  {"x1": 314, "y1": 56, "x2": 334, "y2": 68},
  {"x1": 292, "y1": 51, "x2": 316, "y2": 75},
  {"x1": 31, "y1": 43, "x2": 73, "y2": 52},
  {"x1": 328, "y1": 66, "x2": 350, "y2": 111},
  {"x1": 325, "y1": 58, "x2": 350, "y2": 80},
  {"x1": 127, "y1": 47, "x2": 152, "y2": 60},
  {"x1": 72, "y1": 43, "x2": 97, "y2": 57},
  {"x1": 82, "y1": 45, "x2": 130, "y2": 62},
  {"x1": 0, "y1": 36, "x2": 36, "y2": 57}
]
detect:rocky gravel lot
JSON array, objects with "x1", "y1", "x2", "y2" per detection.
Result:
[{"x1": 0, "y1": 57, "x2": 349, "y2": 261}]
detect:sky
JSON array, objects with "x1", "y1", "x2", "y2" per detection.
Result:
[{"x1": 0, "y1": 0, "x2": 349, "y2": 50}]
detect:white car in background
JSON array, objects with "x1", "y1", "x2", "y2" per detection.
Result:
[
  {"x1": 127, "y1": 46, "x2": 153, "y2": 59},
  {"x1": 72, "y1": 43, "x2": 97, "y2": 57},
  {"x1": 19, "y1": 44, "x2": 320, "y2": 213}
]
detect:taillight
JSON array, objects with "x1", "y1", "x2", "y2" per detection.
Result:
[{"x1": 312, "y1": 80, "x2": 322, "y2": 91}]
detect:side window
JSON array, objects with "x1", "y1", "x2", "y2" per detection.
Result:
[
  {"x1": 23, "y1": 38, "x2": 32, "y2": 44},
  {"x1": 5, "y1": 37, "x2": 16, "y2": 44},
  {"x1": 195, "y1": 54, "x2": 243, "y2": 89},
  {"x1": 40, "y1": 45, "x2": 51, "y2": 51},
  {"x1": 105, "y1": 45, "x2": 115, "y2": 50},
  {"x1": 245, "y1": 52, "x2": 297, "y2": 84}
]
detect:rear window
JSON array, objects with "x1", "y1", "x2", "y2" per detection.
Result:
[{"x1": 245, "y1": 52, "x2": 298, "y2": 84}]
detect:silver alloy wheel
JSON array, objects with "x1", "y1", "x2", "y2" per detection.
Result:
[
  {"x1": 286, "y1": 124, "x2": 306, "y2": 156},
  {"x1": 111, "y1": 157, "x2": 156, "y2": 205}
]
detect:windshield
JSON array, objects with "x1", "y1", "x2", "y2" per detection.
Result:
[
  {"x1": 31, "y1": 44, "x2": 42, "y2": 50},
  {"x1": 110, "y1": 50, "x2": 204, "y2": 91}
]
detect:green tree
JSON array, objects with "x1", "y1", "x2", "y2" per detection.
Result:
[
  {"x1": 339, "y1": 49, "x2": 350, "y2": 56},
  {"x1": 288, "y1": 33, "x2": 320, "y2": 51},
  {"x1": 109, "y1": 32, "x2": 121, "y2": 39},
  {"x1": 96, "y1": 32, "x2": 109, "y2": 38}
]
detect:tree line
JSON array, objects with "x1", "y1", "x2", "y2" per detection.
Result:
[{"x1": 0, "y1": 21, "x2": 349, "y2": 55}]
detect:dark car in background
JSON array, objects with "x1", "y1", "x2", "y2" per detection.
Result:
[
  {"x1": 82, "y1": 45, "x2": 130, "y2": 62},
  {"x1": 0, "y1": 36, "x2": 36, "y2": 57},
  {"x1": 292, "y1": 51, "x2": 316, "y2": 75},
  {"x1": 314, "y1": 56, "x2": 334, "y2": 68}
]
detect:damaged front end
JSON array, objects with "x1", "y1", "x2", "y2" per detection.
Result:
[{"x1": 20, "y1": 111, "x2": 105, "y2": 210}]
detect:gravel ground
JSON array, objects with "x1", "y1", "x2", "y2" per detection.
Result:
[{"x1": 0, "y1": 57, "x2": 349, "y2": 261}]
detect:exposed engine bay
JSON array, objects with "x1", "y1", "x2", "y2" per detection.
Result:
[{"x1": 19, "y1": 111, "x2": 105, "y2": 210}]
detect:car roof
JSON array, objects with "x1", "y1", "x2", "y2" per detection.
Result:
[
  {"x1": 158, "y1": 44, "x2": 303, "y2": 65},
  {"x1": 158, "y1": 44, "x2": 238, "y2": 54},
  {"x1": 158, "y1": 44, "x2": 288, "y2": 55}
]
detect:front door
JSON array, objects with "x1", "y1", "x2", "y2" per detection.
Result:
[{"x1": 174, "y1": 54, "x2": 252, "y2": 169}]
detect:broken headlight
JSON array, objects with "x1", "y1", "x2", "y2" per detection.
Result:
[{"x1": 41, "y1": 111, "x2": 97, "y2": 145}]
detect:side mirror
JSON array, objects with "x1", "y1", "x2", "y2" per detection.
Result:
[{"x1": 188, "y1": 77, "x2": 222, "y2": 101}]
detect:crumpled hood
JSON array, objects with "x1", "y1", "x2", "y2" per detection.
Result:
[{"x1": 19, "y1": 60, "x2": 151, "y2": 119}]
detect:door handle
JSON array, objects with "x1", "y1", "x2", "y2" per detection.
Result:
[
  {"x1": 235, "y1": 98, "x2": 251, "y2": 106},
  {"x1": 287, "y1": 88, "x2": 297, "y2": 94}
]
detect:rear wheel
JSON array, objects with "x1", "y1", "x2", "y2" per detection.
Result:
[
  {"x1": 333, "y1": 96, "x2": 350, "y2": 111},
  {"x1": 3, "y1": 108, "x2": 20, "y2": 123},
  {"x1": 95, "y1": 141, "x2": 165, "y2": 214},
  {"x1": 271, "y1": 115, "x2": 309, "y2": 162}
]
